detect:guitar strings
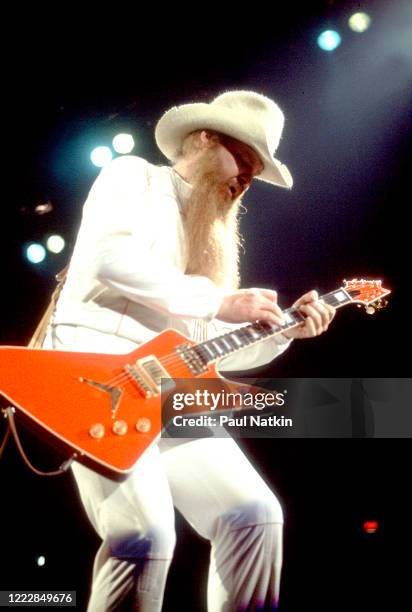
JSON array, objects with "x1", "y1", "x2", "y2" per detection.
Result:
[
  {"x1": 92, "y1": 322, "x2": 293, "y2": 388},
  {"x1": 97, "y1": 350, "x2": 196, "y2": 389},
  {"x1": 95, "y1": 293, "x2": 344, "y2": 388}
]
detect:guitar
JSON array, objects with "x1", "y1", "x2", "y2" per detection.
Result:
[{"x1": 0, "y1": 279, "x2": 390, "y2": 480}]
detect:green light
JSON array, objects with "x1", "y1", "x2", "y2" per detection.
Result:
[
  {"x1": 46, "y1": 235, "x2": 65, "y2": 254},
  {"x1": 348, "y1": 12, "x2": 371, "y2": 33}
]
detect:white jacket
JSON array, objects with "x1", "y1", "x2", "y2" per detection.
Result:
[{"x1": 53, "y1": 155, "x2": 291, "y2": 371}]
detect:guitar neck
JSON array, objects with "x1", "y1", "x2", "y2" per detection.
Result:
[{"x1": 192, "y1": 287, "x2": 353, "y2": 365}]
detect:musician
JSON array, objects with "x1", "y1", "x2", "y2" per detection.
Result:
[{"x1": 45, "y1": 91, "x2": 335, "y2": 611}]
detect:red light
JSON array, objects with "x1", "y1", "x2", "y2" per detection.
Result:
[{"x1": 363, "y1": 520, "x2": 379, "y2": 534}]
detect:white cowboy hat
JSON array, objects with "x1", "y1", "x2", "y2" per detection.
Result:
[{"x1": 155, "y1": 90, "x2": 293, "y2": 189}]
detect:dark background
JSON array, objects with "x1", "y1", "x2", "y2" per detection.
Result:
[{"x1": 1, "y1": 1, "x2": 411, "y2": 609}]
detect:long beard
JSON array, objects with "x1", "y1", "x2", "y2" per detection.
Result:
[{"x1": 183, "y1": 152, "x2": 243, "y2": 291}]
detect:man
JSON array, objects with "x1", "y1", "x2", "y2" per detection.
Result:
[{"x1": 46, "y1": 91, "x2": 335, "y2": 611}]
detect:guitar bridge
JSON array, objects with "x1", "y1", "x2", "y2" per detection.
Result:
[{"x1": 125, "y1": 355, "x2": 171, "y2": 398}]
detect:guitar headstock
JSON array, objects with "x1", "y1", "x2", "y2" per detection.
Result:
[{"x1": 343, "y1": 279, "x2": 391, "y2": 314}]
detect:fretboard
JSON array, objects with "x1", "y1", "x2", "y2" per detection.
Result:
[{"x1": 192, "y1": 287, "x2": 352, "y2": 365}]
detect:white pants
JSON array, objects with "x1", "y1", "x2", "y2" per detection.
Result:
[{"x1": 49, "y1": 325, "x2": 284, "y2": 611}]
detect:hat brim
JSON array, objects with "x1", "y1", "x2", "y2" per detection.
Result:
[{"x1": 155, "y1": 103, "x2": 293, "y2": 189}]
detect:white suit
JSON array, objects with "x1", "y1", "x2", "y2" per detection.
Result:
[{"x1": 48, "y1": 155, "x2": 291, "y2": 611}]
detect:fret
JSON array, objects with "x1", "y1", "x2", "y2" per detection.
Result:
[
  {"x1": 220, "y1": 336, "x2": 234, "y2": 352},
  {"x1": 323, "y1": 289, "x2": 351, "y2": 308},
  {"x1": 246, "y1": 327, "x2": 261, "y2": 341},
  {"x1": 219, "y1": 334, "x2": 237, "y2": 350},
  {"x1": 211, "y1": 340, "x2": 225, "y2": 356},
  {"x1": 251, "y1": 321, "x2": 272, "y2": 336},
  {"x1": 283, "y1": 308, "x2": 305, "y2": 326},
  {"x1": 202, "y1": 343, "x2": 217, "y2": 360},
  {"x1": 228, "y1": 333, "x2": 243, "y2": 348},
  {"x1": 238, "y1": 328, "x2": 253, "y2": 344},
  {"x1": 193, "y1": 345, "x2": 211, "y2": 364},
  {"x1": 254, "y1": 322, "x2": 280, "y2": 336}
]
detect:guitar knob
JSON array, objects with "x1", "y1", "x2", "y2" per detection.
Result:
[
  {"x1": 89, "y1": 423, "x2": 105, "y2": 439},
  {"x1": 112, "y1": 420, "x2": 128, "y2": 436},
  {"x1": 365, "y1": 305, "x2": 376, "y2": 315},
  {"x1": 136, "y1": 417, "x2": 151, "y2": 433}
]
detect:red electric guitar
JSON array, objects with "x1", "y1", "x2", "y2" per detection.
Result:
[{"x1": 0, "y1": 279, "x2": 390, "y2": 479}]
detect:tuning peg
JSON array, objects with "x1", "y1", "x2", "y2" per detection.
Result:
[{"x1": 365, "y1": 299, "x2": 388, "y2": 315}]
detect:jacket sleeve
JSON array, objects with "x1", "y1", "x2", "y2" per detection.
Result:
[{"x1": 85, "y1": 157, "x2": 225, "y2": 320}]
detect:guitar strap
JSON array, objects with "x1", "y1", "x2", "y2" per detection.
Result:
[{"x1": 27, "y1": 264, "x2": 69, "y2": 349}]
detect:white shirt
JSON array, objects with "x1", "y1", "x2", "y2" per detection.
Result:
[{"x1": 53, "y1": 155, "x2": 291, "y2": 371}]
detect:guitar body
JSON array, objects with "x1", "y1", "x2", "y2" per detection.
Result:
[{"x1": 0, "y1": 329, "x2": 220, "y2": 480}]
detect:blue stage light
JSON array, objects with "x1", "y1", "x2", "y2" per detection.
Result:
[
  {"x1": 317, "y1": 30, "x2": 342, "y2": 52},
  {"x1": 26, "y1": 243, "x2": 46, "y2": 264},
  {"x1": 90, "y1": 146, "x2": 113, "y2": 168}
]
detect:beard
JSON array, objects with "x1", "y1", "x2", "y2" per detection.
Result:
[{"x1": 182, "y1": 149, "x2": 244, "y2": 291}]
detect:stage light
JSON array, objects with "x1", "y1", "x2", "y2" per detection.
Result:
[
  {"x1": 36, "y1": 556, "x2": 46, "y2": 567},
  {"x1": 363, "y1": 520, "x2": 379, "y2": 534},
  {"x1": 46, "y1": 235, "x2": 65, "y2": 254},
  {"x1": 25, "y1": 243, "x2": 46, "y2": 264},
  {"x1": 317, "y1": 30, "x2": 342, "y2": 52},
  {"x1": 90, "y1": 146, "x2": 113, "y2": 168},
  {"x1": 112, "y1": 133, "x2": 135, "y2": 154},
  {"x1": 348, "y1": 12, "x2": 371, "y2": 33}
]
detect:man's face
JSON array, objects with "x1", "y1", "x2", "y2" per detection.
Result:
[{"x1": 209, "y1": 133, "x2": 264, "y2": 199}]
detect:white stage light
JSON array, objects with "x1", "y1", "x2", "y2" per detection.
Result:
[
  {"x1": 113, "y1": 133, "x2": 135, "y2": 154},
  {"x1": 348, "y1": 13, "x2": 371, "y2": 33},
  {"x1": 46, "y1": 235, "x2": 65, "y2": 254}
]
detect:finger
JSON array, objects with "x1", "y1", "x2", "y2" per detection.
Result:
[
  {"x1": 317, "y1": 302, "x2": 336, "y2": 326},
  {"x1": 258, "y1": 307, "x2": 286, "y2": 327},
  {"x1": 260, "y1": 296, "x2": 284, "y2": 319},
  {"x1": 309, "y1": 302, "x2": 332, "y2": 330},
  {"x1": 325, "y1": 303, "x2": 336, "y2": 320},
  {"x1": 299, "y1": 303, "x2": 323, "y2": 334},
  {"x1": 293, "y1": 290, "x2": 318, "y2": 307},
  {"x1": 258, "y1": 289, "x2": 279, "y2": 303},
  {"x1": 304, "y1": 316, "x2": 317, "y2": 337}
]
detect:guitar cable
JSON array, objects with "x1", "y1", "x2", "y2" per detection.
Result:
[
  {"x1": 1, "y1": 407, "x2": 76, "y2": 477},
  {"x1": 0, "y1": 419, "x2": 11, "y2": 459}
]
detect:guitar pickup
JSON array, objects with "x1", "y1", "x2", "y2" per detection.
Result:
[{"x1": 125, "y1": 356, "x2": 171, "y2": 398}]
